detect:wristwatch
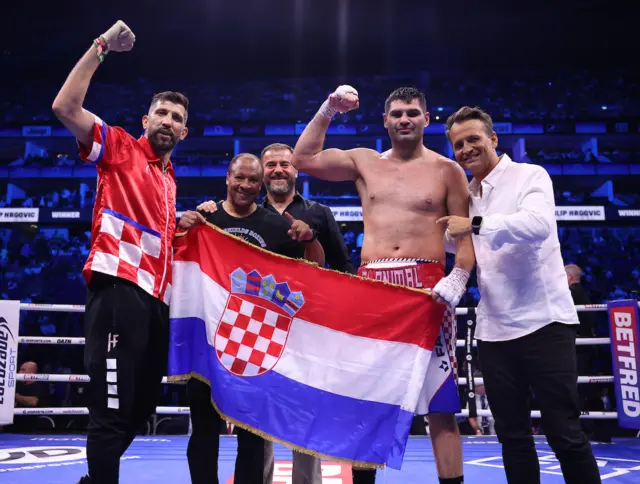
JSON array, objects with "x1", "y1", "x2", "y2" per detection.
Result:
[
  {"x1": 471, "y1": 216, "x2": 483, "y2": 235},
  {"x1": 301, "y1": 229, "x2": 318, "y2": 244}
]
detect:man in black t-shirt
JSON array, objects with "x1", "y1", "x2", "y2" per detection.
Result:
[
  {"x1": 193, "y1": 144, "x2": 353, "y2": 483},
  {"x1": 177, "y1": 153, "x2": 324, "y2": 484},
  {"x1": 201, "y1": 200, "x2": 306, "y2": 258}
]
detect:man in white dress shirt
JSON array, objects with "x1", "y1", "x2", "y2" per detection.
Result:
[{"x1": 438, "y1": 106, "x2": 601, "y2": 484}]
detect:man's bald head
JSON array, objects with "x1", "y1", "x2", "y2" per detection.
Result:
[{"x1": 19, "y1": 361, "x2": 38, "y2": 373}]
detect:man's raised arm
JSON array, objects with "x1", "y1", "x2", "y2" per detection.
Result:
[
  {"x1": 52, "y1": 20, "x2": 135, "y2": 148},
  {"x1": 292, "y1": 85, "x2": 363, "y2": 182}
]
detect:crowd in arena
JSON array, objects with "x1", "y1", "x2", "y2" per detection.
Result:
[
  {"x1": 1, "y1": 68, "x2": 638, "y2": 437},
  {"x1": 2, "y1": 68, "x2": 638, "y2": 127}
]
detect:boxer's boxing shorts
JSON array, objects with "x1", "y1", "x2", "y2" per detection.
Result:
[{"x1": 358, "y1": 258, "x2": 461, "y2": 415}]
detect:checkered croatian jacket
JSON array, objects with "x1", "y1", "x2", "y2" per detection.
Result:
[{"x1": 78, "y1": 115, "x2": 176, "y2": 304}]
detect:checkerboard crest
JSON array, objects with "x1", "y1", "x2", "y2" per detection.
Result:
[{"x1": 213, "y1": 268, "x2": 306, "y2": 377}]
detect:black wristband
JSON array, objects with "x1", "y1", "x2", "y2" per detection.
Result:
[{"x1": 301, "y1": 229, "x2": 317, "y2": 244}]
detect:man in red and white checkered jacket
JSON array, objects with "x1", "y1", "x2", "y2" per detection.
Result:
[{"x1": 52, "y1": 20, "x2": 190, "y2": 484}]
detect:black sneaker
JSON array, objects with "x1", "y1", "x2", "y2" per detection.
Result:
[{"x1": 76, "y1": 475, "x2": 93, "y2": 483}]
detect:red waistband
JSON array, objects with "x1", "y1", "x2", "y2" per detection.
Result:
[{"x1": 357, "y1": 262, "x2": 444, "y2": 290}]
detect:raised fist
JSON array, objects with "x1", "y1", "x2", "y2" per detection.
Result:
[
  {"x1": 328, "y1": 85, "x2": 360, "y2": 113},
  {"x1": 318, "y1": 85, "x2": 359, "y2": 120},
  {"x1": 100, "y1": 20, "x2": 136, "y2": 53}
]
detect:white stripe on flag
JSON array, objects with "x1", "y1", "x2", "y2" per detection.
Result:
[
  {"x1": 170, "y1": 261, "x2": 431, "y2": 411},
  {"x1": 171, "y1": 261, "x2": 230, "y2": 349},
  {"x1": 276, "y1": 318, "x2": 430, "y2": 409}
]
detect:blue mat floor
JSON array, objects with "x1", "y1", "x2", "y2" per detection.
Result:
[{"x1": 1, "y1": 434, "x2": 639, "y2": 483}]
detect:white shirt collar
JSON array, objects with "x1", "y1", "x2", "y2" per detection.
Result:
[{"x1": 469, "y1": 154, "x2": 513, "y2": 196}]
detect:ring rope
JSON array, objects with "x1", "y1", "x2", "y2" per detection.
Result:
[
  {"x1": 12, "y1": 406, "x2": 619, "y2": 419},
  {"x1": 15, "y1": 374, "x2": 615, "y2": 385},
  {"x1": 21, "y1": 302, "x2": 637, "y2": 314},
  {"x1": 14, "y1": 336, "x2": 616, "y2": 347},
  {"x1": 14, "y1": 302, "x2": 628, "y2": 422}
]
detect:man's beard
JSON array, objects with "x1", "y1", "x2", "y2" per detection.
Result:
[
  {"x1": 266, "y1": 178, "x2": 295, "y2": 195},
  {"x1": 148, "y1": 129, "x2": 178, "y2": 155}
]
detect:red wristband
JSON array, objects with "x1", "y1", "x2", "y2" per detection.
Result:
[{"x1": 93, "y1": 37, "x2": 108, "y2": 63}]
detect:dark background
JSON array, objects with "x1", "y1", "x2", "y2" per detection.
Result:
[{"x1": 2, "y1": 0, "x2": 638, "y2": 84}]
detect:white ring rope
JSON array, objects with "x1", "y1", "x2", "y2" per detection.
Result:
[
  {"x1": 14, "y1": 302, "x2": 628, "y2": 421},
  {"x1": 12, "y1": 407, "x2": 618, "y2": 419},
  {"x1": 15, "y1": 374, "x2": 615, "y2": 385},
  {"x1": 21, "y1": 302, "x2": 634, "y2": 314},
  {"x1": 17, "y1": 303, "x2": 627, "y2": 349},
  {"x1": 16, "y1": 336, "x2": 615, "y2": 347}
]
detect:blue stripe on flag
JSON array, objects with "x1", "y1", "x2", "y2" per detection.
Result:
[
  {"x1": 168, "y1": 316, "x2": 413, "y2": 468},
  {"x1": 103, "y1": 208, "x2": 162, "y2": 238}
]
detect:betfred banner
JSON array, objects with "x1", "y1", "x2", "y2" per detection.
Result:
[
  {"x1": 607, "y1": 300, "x2": 640, "y2": 429},
  {"x1": 0, "y1": 300, "x2": 20, "y2": 426}
]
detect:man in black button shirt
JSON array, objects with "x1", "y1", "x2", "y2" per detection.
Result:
[
  {"x1": 261, "y1": 142, "x2": 355, "y2": 482},
  {"x1": 178, "y1": 153, "x2": 324, "y2": 484},
  {"x1": 261, "y1": 143, "x2": 354, "y2": 275}
]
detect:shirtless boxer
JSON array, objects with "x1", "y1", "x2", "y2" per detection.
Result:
[{"x1": 292, "y1": 86, "x2": 475, "y2": 484}]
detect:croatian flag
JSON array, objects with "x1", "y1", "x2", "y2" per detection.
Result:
[{"x1": 168, "y1": 224, "x2": 445, "y2": 469}]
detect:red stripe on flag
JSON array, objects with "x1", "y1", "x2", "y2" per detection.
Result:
[{"x1": 174, "y1": 225, "x2": 443, "y2": 350}]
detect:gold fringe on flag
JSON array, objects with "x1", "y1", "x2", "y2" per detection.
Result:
[
  {"x1": 175, "y1": 221, "x2": 433, "y2": 296},
  {"x1": 167, "y1": 372, "x2": 385, "y2": 470}
]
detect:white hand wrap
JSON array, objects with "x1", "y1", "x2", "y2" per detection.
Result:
[
  {"x1": 433, "y1": 267, "x2": 470, "y2": 307},
  {"x1": 317, "y1": 85, "x2": 359, "y2": 120},
  {"x1": 318, "y1": 100, "x2": 338, "y2": 120}
]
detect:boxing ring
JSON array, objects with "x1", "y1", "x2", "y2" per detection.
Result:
[{"x1": 3, "y1": 303, "x2": 640, "y2": 483}]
